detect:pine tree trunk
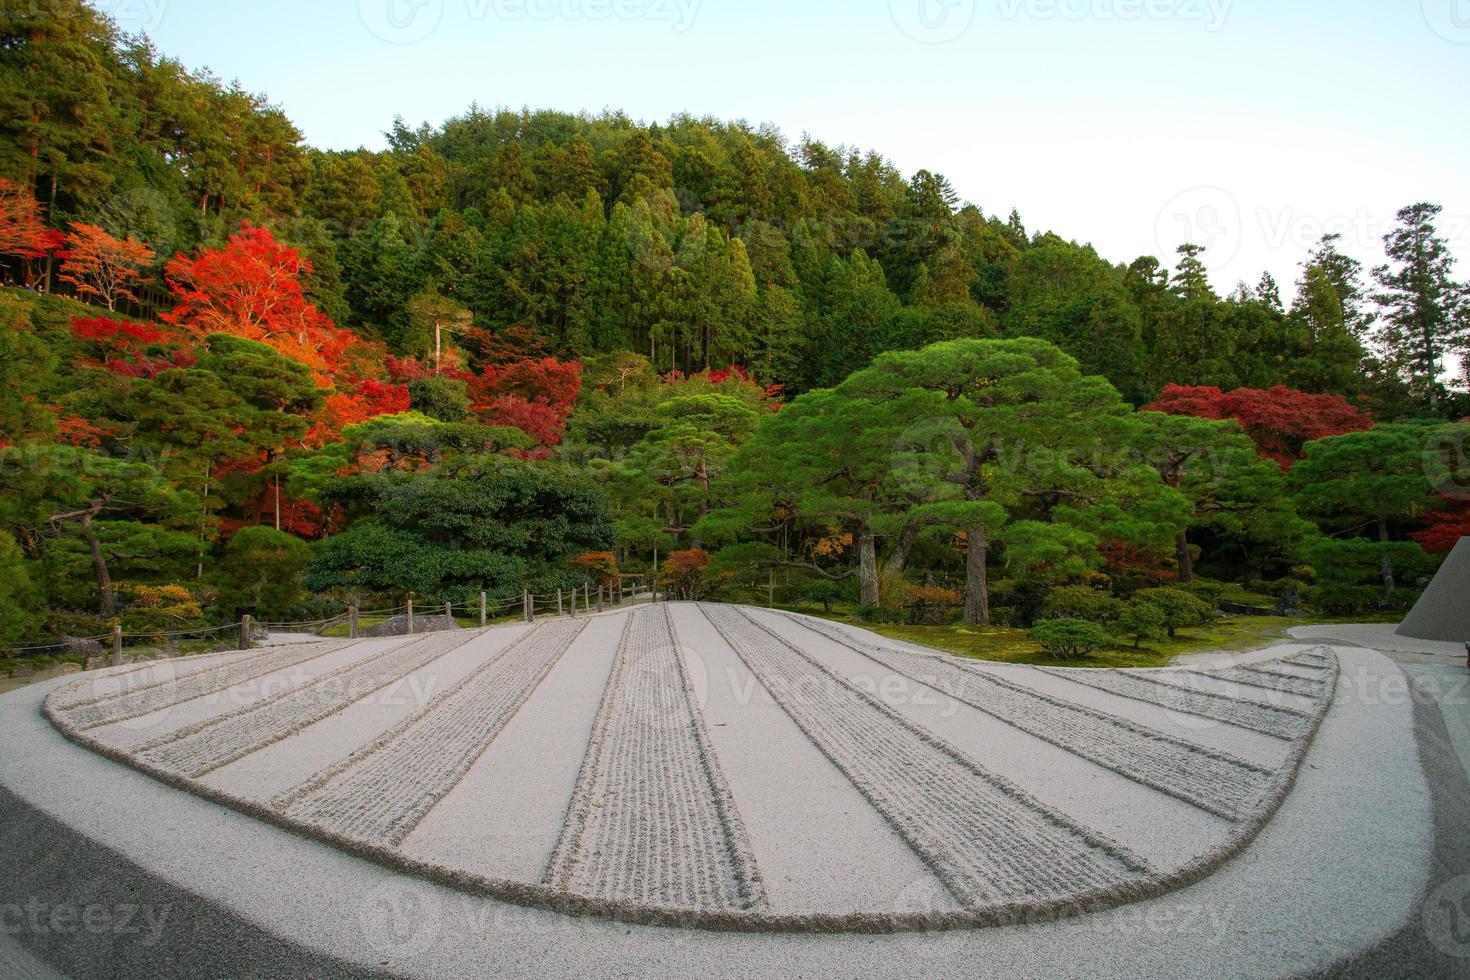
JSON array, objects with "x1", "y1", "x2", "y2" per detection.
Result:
[
  {"x1": 85, "y1": 515, "x2": 115, "y2": 617},
  {"x1": 963, "y1": 528, "x2": 990, "y2": 626},
  {"x1": 858, "y1": 524, "x2": 879, "y2": 607},
  {"x1": 1378, "y1": 518, "x2": 1396, "y2": 598},
  {"x1": 884, "y1": 521, "x2": 919, "y2": 577},
  {"x1": 1174, "y1": 530, "x2": 1194, "y2": 583}
]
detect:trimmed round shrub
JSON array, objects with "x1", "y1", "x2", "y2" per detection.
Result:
[
  {"x1": 1113, "y1": 601, "x2": 1168, "y2": 648},
  {"x1": 1041, "y1": 585, "x2": 1124, "y2": 624},
  {"x1": 1135, "y1": 587, "x2": 1215, "y2": 638},
  {"x1": 1030, "y1": 618, "x2": 1109, "y2": 660}
]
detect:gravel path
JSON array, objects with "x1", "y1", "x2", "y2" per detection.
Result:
[
  {"x1": 133, "y1": 630, "x2": 477, "y2": 778},
  {"x1": 274, "y1": 621, "x2": 586, "y2": 846},
  {"x1": 784, "y1": 613, "x2": 1289, "y2": 821},
  {"x1": 544, "y1": 608, "x2": 765, "y2": 913},
  {"x1": 52, "y1": 640, "x2": 360, "y2": 731},
  {"x1": 700, "y1": 604, "x2": 1152, "y2": 913}
]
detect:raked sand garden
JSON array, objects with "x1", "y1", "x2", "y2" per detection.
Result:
[{"x1": 38, "y1": 603, "x2": 1343, "y2": 932}]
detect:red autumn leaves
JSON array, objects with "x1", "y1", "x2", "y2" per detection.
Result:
[
  {"x1": 56, "y1": 221, "x2": 581, "y2": 451},
  {"x1": 1147, "y1": 384, "x2": 1373, "y2": 470}
]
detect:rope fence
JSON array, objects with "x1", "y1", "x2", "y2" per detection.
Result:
[{"x1": 1, "y1": 575, "x2": 667, "y2": 670}]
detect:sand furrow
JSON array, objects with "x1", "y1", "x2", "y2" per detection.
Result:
[
  {"x1": 1036, "y1": 668, "x2": 1312, "y2": 741},
  {"x1": 56, "y1": 641, "x2": 360, "y2": 730},
  {"x1": 701, "y1": 604, "x2": 1150, "y2": 911},
  {"x1": 786, "y1": 614, "x2": 1277, "y2": 821},
  {"x1": 1283, "y1": 651, "x2": 1335, "y2": 671},
  {"x1": 137, "y1": 630, "x2": 475, "y2": 777},
  {"x1": 272, "y1": 621, "x2": 586, "y2": 846},
  {"x1": 545, "y1": 608, "x2": 764, "y2": 912},
  {"x1": 1209, "y1": 665, "x2": 1330, "y2": 697},
  {"x1": 48, "y1": 650, "x2": 261, "y2": 710}
]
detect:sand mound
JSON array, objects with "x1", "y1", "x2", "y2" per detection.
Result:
[
  {"x1": 1398, "y1": 537, "x2": 1470, "y2": 643},
  {"x1": 43, "y1": 603, "x2": 1338, "y2": 933}
]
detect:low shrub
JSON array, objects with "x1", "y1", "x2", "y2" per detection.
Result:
[
  {"x1": 1180, "y1": 579, "x2": 1228, "y2": 610},
  {"x1": 802, "y1": 581, "x2": 844, "y2": 613},
  {"x1": 1041, "y1": 585, "x2": 1124, "y2": 624},
  {"x1": 1030, "y1": 618, "x2": 1109, "y2": 659},
  {"x1": 901, "y1": 585, "x2": 963, "y2": 625},
  {"x1": 856, "y1": 604, "x2": 906, "y2": 625}
]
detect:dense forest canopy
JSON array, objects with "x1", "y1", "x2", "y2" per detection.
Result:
[{"x1": 0, "y1": 0, "x2": 1467, "y2": 650}]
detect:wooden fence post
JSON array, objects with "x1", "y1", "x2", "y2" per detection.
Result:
[
  {"x1": 444, "y1": 601, "x2": 452, "y2": 625},
  {"x1": 239, "y1": 615, "x2": 252, "y2": 651},
  {"x1": 349, "y1": 605, "x2": 359, "y2": 639},
  {"x1": 570, "y1": 588, "x2": 578, "y2": 618},
  {"x1": 406, "y1": 599, "x2": 415, "y2": 635},
  {"x1": 111, "y1": 624, "x2": 123, "y2": 667},
  {"x1": 480, "y1": 591, "x2": 488, "y2": 627},
  {"x1": 524, "y1": 590, "x2": 533, "y2": 623},
  {"x1": 556, "y1": 589, "x2": 563, "y2": 616}
]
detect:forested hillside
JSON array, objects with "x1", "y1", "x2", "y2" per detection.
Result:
[{"x1": 1, "y1": 1, "x2": 1466, "y2": 654}]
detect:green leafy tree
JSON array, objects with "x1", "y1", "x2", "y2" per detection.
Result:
[
  {"x1": 1290, "y1": 424, "x2": 1444, "y2": 597},
  {"x1": 0, "y1": 530, "x2": 43, "y2": 644},
  {"x1": 839, "y1": 338, "x2": 1185, "y2": 625},
  {"x1": 214, "y1": 526, "x2": 315, "y2": 618},
  {"x1": 306, "y1": 456, "x2": 614, "y2": 603},
  {"x1": 1113, "y1": 600, "x2": 1167, "y2": 648},
  {"x1": 0, "y1": 445, "x2": 196, "y2": 616},
  {"x1": 1134, "y1": 587, "x2": 1214, "y2": 638}
]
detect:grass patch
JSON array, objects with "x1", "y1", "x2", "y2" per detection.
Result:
[{"x1": 777, "y1": 604, "x2": 1311, "y2": 669}]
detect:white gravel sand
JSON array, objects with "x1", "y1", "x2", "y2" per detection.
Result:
[
  {"x1": 2, "y1": 638, "x2": 1434, "y2": 977},
  {"x1": 204, "y1": 625, "x2": 532, "y2": 803},
  {"x1": 36, "y1": 603, "x2": 1349, "y2": 935},
  {"x1": 399, "y1": 614, "x2": 623, "y2": 882}
]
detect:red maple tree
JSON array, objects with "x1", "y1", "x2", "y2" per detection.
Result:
[
  {"x1": 162, "y1": 223, "x2": 354, "y2": 378},
  {"x1": 0, "y1": 178, "x2": 62, "y2": 285},
  {"x1": 1412, "y1": 501, "x2": 1470, "y2": 554},
  {"x1": 1147, "y1": 384, "x2": 1372, "y2": 469},
  {"x1": 470, "y1": 357, "x2": 582, "y2": 448}
]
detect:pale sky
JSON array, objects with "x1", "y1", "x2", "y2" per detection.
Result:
[{"x1": 109, "y1": 0, "x2": 1470, "y2": 298}]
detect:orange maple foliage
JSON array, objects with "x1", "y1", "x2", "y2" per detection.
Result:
[
  {"x1": 57, "y1": 223, "x2": 155, "y2": 311},
  {"x1": 162, "y1": 223, "x2": 354, "y2": 378}
]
